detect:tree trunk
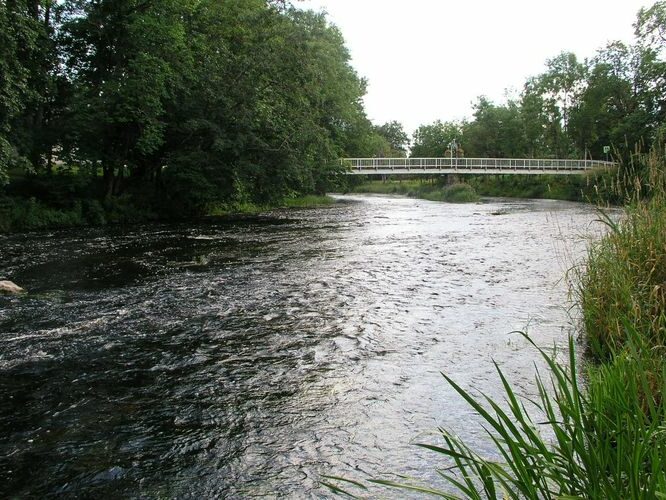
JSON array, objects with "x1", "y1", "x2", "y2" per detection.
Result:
[{"x1": 103, "y1": 164, "x2": 115, "y2": 200}]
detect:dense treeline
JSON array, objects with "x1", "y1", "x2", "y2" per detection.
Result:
[
  {"x1": 0, "y1": 0, "x2": 397, "y2": 228},
  {"x1": 4, "y1": 2, "x2": 666, "y2": 230},
  {"x1": 411, "y1": 3, "x2": 666, "y2": 168}
]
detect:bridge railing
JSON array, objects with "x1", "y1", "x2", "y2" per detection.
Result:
[{"x1": 341, "y1": 157, "x2": 616, "y2": 173}]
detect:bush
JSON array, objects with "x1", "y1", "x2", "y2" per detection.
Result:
[
  {"x1": 282, "y1": 195, "x2": 335, "y2": 207},
  {"x1": 104, "y1": 194, "x2": 156, "y2": 224},
  {"x1": 443, "y1": 183, "x2": 480, "y2": 203},
  {"x1": 82, "y1": 199, "x2": 107, "y2": 225},
  {"x1": 351, "y1": 179, "x2": 479, "y2": 203},
  {"x1": 5, "y1": 197, "x2": 84, "y2": 231}
]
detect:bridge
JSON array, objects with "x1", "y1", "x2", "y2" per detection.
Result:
[{"x1": 342, "y1": 157, "x2": 616, "y2": 175}]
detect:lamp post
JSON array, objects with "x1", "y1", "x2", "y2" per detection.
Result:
[{"x1": 449, "y1": 138, "x2": 458, "y2": 168}]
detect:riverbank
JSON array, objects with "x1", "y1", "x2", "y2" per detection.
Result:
[
  {"x1": 0, "y1": 194, "x2": 336, "y2": 233},
  {"x1": 468, "y1": 170, "x2": 620, "y2": 203},
  {"x1": 349, "y1": 179, "x2": 479, "y2": 203},
  {"x1": 348, "y1": 169, "x2": 620, "y2": 204}
]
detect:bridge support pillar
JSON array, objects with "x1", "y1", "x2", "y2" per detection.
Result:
[{"x1": 445, "y1": 174, "x2": 460, "y2": 185}]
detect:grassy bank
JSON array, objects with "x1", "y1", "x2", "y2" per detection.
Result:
[
  {"x1": 0, "y1": 193, "x2": 336, "y2": 233},
  {"x1": 467, "y1": 170, "x2": 620, "y2": 203},
  {"x1": 281, "y1": 194, "x2": 336, "y2": 208},
  {"x1": 350, "y1": 179, "x2": 480, "y2": 203},
  {"x1": 0, "y1": 195, "x2": 157, "y2": 232},
  {"x1": 349, "y1": 170, "x2": 621, "y2": 204},
  {"x1": 326, "y1": 159, "x2": 666, "y2": 498},
  {"x1": 206, "y1": 195, "x2": 336, "y2": 216}
]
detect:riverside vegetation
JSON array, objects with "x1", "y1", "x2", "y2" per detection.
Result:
[
  {"x1": 2, "y1": 1, "x2": 666, "y2": 498},
  {"x1": 347, "y1": 168, "x2": 623, "y2": 205},
  {"x1": 324, "y1": 151, "x2": 666, "y2": 498},
  {"x1": 4, "y1": 2, "x2": 666, "y2": 230},
  {"x1": 0, "y1": 0, "x2": 386, "y2": 232},
  {"x1": 348, "y1": 179, "x2": 480, "y2": 203}
]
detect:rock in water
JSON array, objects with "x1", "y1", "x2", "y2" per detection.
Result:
[{"x1": 0, "y1": 281, "x2": 25, "y2": 295}]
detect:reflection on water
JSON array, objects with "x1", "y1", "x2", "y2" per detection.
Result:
[{"x1": 0, "y1": 195, "x2": 603, "y2": 497}]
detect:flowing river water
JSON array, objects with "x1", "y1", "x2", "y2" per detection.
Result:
[{"x1": 0, "y1": 194, "x2": 604, "y2": 497}]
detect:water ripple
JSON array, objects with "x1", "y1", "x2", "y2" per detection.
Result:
[{"x1": 0, "y1": 195, "x2": 606, "y2": 497}]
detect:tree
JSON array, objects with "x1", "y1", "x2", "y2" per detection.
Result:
[
  {"x1": 61, "y1": 0, "x2": 191, "y2": 197},
  {"x1": 375, "y1": 121, "x2": 409, "y2": 157},
  {"x1": 162, "y1": 1, "x2": 371, "y2": 211},
  {"x1": 539, "y1": 52, "x2": 587, "y2": 136},
  {"x1": 462, "y1": 97, "x2": 526, "y2": 158},
  {"x1": 520, "y1": 78, "x2": 564, "y2": 158},
  {"x1": 0, "y1": 0, "x2": 47, "y2": 185},
  {"x1": 568, "y1": 42, "x2": 636, "y2": 159},
  {"x1": 410, "y1": 120, "x2": 461, "y2": 157},
  {"x1": 635, "y1": 1, "x2": 666, "y2": 51}
]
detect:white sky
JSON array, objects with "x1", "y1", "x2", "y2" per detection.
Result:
[{"x1": 299, "y1": 0, "x2": 652, "y2": 135}]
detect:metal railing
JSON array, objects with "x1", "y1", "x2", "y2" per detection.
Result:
[{"x1": 341, "y1": 157, "x2": 617, "y2": 175}]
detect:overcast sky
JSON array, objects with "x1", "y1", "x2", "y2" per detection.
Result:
[{"x1": 299, "y1": 0, "x2": 652, "y2": 135}]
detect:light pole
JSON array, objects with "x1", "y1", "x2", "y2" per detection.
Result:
[{"x1": 449, "y1": 138, "x2": 458, "y2": 168}]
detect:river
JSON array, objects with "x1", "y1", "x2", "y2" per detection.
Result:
[{"x1": 0, "y1": 194, "x2": 603, "y2": 497}]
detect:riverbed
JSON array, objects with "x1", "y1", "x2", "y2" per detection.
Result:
[{"x1": 0, "y1": 194, "x2": 604, "y2": 497}]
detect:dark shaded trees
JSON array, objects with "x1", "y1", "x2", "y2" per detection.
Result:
[
  {"x1": 160, "y1": 2, "x2": 371, "y2": 211},
  {"x1": 0, "y1": 0, "x2": 55, "y2": 184},
  {"x1": 1, "y1": 0, "x2": 375, "y2": 216}
]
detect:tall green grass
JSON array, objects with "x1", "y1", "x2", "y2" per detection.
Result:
[
  {"x1": 351, "y1": 179, "x2": 480, "y2": 203},
  {"x1": 324, "y1": 152, "x2": 666, "y2": 499},
  {"x1": 325, "y1": 334, "x2": 666, "y2": 498},
  {"x1": 281, "y1": 194, "x2": 336, "y2": 208},
  {"x1": 578, "y1": 177, "x2": 666, "y2": 361}
]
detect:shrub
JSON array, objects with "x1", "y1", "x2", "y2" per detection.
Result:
[{"x1": 443, "y1": 183, "x2": 480, "y2": 203}]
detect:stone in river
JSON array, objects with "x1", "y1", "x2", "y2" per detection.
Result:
[{"x1": 0, "y1": 280, "x2": 25, "y2": 295}]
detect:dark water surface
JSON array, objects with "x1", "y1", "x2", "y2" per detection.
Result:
[{"x1": 0, "y1": 195, "x2": 603, "y2": 497}]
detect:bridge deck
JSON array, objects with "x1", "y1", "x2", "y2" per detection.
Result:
[{"x1": 342, "y1": 157, "x2": 616, "y2": 175}]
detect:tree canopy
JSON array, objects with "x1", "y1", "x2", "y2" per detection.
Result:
[
  {"x1": 3, "y1": 0, "x2": 666, "y2": 223},
  {"x1": 0, "y1": 0, "x2": 386, "y2": 215},
  {"x1": 411, "y1": 3, "x2": 666, "y2": 166}
]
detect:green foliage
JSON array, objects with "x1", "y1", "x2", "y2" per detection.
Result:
[
  {"x1": 375, "y1": 121, "x2": 410, "y2": 157},
  {"x1": 635, "y1": 1, "x2": 666, "y2": 50},
  {"x1": 466, "y1": 171, "x2": 622, "y2": 203},
  {"x1": 577, "y1": 154, "x2": 666, "y2": 361},
  {"x1": 103, "y1": 194, "x2": 156, "y2": 224},
  {"x1": 4, "y1": 197, "x2": 83, "y2": 230},
  {"x1": 463, "y1": 98, "x2": 527, "y2": 158},
  {"x1": 159, "y1": 1, "x2": 370, "y2": 210},
  {"x1": 0, "y1": 1, "x2": 40, "y2": 184},
  {"x1": 0, "y1": 0, "x2": 375, "y2": 228},
  {"x1": 282, "y1": 195, "x2": 335, "y2": 207},
  {"x1": 441, "y1": 183, "x2": 480, "y2": 203},
  {"x1": 4, "y1": 0, "x2": 666, "y2": 230},
  {"x1": 351, "y1": 179, "x2": 479, "y2": 203},
  {"x1": 410, "y1": 121, "x2": 462, "y2": 158}
]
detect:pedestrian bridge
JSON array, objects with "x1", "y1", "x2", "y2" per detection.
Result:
[{"x1": 342, "y1": 157, "x2": 616, "y2": 175}]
